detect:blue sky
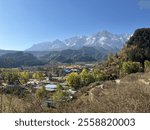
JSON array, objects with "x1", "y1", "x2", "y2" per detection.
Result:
[{"x1": 0, "y1": 0, "x2": 150, "y2": 50}]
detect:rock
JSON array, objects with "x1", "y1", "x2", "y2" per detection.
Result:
[
  {"x1": 138, "y1": 79, "x2": 150, "y2": 85},
  {"x1": 115, "y1": 79, "x2": 121, "y2": 84}
]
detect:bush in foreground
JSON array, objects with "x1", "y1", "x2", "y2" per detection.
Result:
[{"x1": 120, "y1": 61, "x2": 142, "y2": 76}]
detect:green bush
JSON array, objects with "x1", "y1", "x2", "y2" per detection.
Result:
[
  {"x1": 36, "y1": 86, "x2": 46, "y2": 99},
  {"x1": 92, "y1": 69, "x2": 106, "y2": 81},
  {"x1": 52, "y1": 90, "x2": 67, "y2": 102},
  {"x1": 120, "y1": 61, "x2": 142, "y2": 76},
  {"x1": 144, "y1": 60, "x2": 150, "y2": 72}
]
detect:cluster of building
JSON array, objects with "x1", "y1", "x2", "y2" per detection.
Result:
[{"x1": 59, "y1": 64, "x2": 94, "y2": 74}]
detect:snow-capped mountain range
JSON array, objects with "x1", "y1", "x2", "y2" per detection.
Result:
[{"x1": 26, "y1": 31, "x2": 130, "y2": 52}]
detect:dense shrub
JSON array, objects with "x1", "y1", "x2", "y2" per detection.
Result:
[
  {"x1": 92, "y1": 69, "x2": 107, "y2": 81},
  {"x1": 2, "y1": 85, "x2": 28, "y2": 98},
  {"x1": 2, "y1": 71, "x2": 20, "y2": 85},
  {"x1": 120, "y1": 61, "x2": 142, "y2": 76}
]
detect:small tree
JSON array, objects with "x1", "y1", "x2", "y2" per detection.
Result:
[
  {"x1": 92, "y1": 69, "x2": 106, "y2": 81},
  {"x1": 36, "y1": 86, "x2": 46, "y2": 99},
  {"x1": 80, "y1": 69, "x2": 88, "y2": 85},
  {"x1": 66, "y1": 72, "x2": 81, "y2": 89},
  {"x1": 32, "y1": 72, "x2": 44, "y2": 80},
  {"x1": 52, "y1": 84, "x2": 67, "y2": 102},
  {"x1": 19, "y1": 71, "x2": 29, "y2": 84},
  {"x1": 80, "y1": 69, "x2": 95, "y2": 86},
  {"x1": 53, "y1": 90, "x2": 67, "y2": 102},
  {"x1": 86, "y1": 73, "x2": 95, "y2": 84}
]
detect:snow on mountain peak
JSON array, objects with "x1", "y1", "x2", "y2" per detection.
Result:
[{"x1": 26, "y1": 31, "x2": 130, "y2": 52}]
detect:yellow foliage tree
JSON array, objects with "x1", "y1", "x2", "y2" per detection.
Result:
[{"x1": 66, "y1": 72, "x2": 81, "y2": 89}]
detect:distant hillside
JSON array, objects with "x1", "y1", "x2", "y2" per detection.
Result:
[
  {"x1": 26, "y1": 51, "x2": 50, "y2": 58},
  {"x1": 0, "y1": 50, "x2": 18, "y2": 56},
  {"x1": 42, "y1": 46, "x2": 108, "y2": 63},
  {"x1": 0, "y1": 47, "x2": 108, "y2": 64},
  {"x1": 0, "y1": 52, "x2": 45, "y2": 68}
]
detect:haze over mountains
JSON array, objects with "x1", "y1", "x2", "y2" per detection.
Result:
[{"x1": 0, "y1": 50, "x2": 17, "y2": 56}]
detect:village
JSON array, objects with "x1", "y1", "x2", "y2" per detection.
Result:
[{"x1": 0, "y1": 64, "x2": 94, "y2": 108}]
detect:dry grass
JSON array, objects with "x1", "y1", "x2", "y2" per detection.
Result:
[
  {"x1": 50, "y1": 72, "x2": 150, "y2": 113},
  {"x1": 0, "y1": 94, "x2": 44, "y2": 113}
]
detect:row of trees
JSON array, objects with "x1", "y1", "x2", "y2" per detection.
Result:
[
  {"x1": 1, "y1": 70, "x2": 44, "y2": 85},
  {"x1": 66, "y1": 60, "x2": 150, "y2": 90},
  {"x1": 66, "y1": 68, "x2": 106, "y2": 89}
]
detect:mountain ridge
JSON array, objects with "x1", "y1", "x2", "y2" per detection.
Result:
[
  {"x1": 26, "y1": 30, "x2": 130, "y2": 52},
  {"x1": 42, "y1": 46, "x2": 108, "y2": 63},
  {"x1": 0, "y1": 30, "x2": 130, "y2": 64},
  {"x1": 0, "y1": 51, "x2": 45, "y2": 68}
]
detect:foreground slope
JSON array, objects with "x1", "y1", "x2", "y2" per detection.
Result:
[{"x1": 55, "y1": 72, "x2": 150, "y2": 113}]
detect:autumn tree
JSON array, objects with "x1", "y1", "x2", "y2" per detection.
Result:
[
  {"x1": 32, "y1": 72, "x2": 44, "y2": 80},
  {"x1": 19, "y1": 71, "x2": 30, "y2": 84},
  {"x1": 36, "y1": 86, "x2": 46, "y2": 99},
  {"x1": 80, "y1": 68, "x2": 95, "y2": 86},
  {"x1": 66, "y1": 72, "x2": 81, "y2": 89}
]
